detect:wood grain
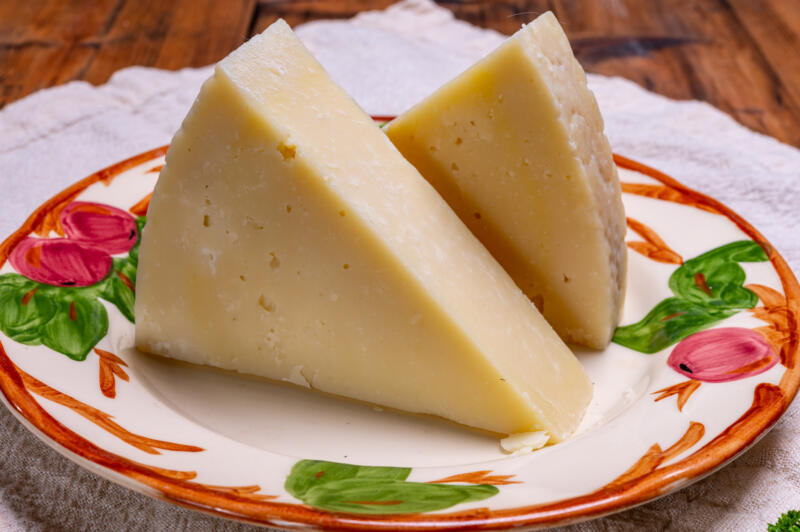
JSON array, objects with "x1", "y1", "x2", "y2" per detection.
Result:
[
  {"x1": 1, "y1": 0, "x2": 799, "y2": 147},
  {"x1": 252, "y1": 0, "x2": 397, "y2": 32},
  {"x1": 80, "y1": 0, "x2": 255, "y2": 83}
]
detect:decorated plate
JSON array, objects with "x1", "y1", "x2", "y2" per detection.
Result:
[{"x1": 0, "y1": 141, "x2": 798, "y2": 530}]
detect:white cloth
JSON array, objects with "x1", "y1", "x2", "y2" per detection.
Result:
[{"x1": 1, "y1": 1, "x2": 799, "y2": 529}]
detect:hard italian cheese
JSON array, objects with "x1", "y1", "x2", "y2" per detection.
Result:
[
  {"x1": 134, "y1": 19, "x2": 592, "y2": 440},
  {"x1": 385, "y1": 12, "x2": 627, "y2": 349}
]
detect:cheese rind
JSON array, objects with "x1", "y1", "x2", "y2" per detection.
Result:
[
  {"x1": 385, "y1": 12, "x2": 627, "y2": 348},
  {"x1": 134, "y1": 20, "x2": 592, "y2": 440}
]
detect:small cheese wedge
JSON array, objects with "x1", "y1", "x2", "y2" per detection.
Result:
[
  {"x1": 385, "y1": 12, "x2": 626, "y2": 349},
  {"x1": 135, "y1": 19, "x2": 592, "y2": 440}
]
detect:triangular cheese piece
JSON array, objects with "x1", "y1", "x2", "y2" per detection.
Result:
[
  {"x1": 385, "y1": 12, "x2": 626, "y2": 349},
  {"x1": 135, "y1": 20, "x2": 591, "y2": 440}
]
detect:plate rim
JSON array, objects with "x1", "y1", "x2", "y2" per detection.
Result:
[{"x1": 0, "y1": 146, "x2": 798, "y2": 530}]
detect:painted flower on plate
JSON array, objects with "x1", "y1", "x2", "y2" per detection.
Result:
[
  {"x1": 668, "y1": 327, "x2": 778, "y2": 383},
  {"x1": 60, "y1": 201, "x2": 138, "y2": 255},
  {"x1": 8, "y1": 237, "x2": 111, "y2": 287}
]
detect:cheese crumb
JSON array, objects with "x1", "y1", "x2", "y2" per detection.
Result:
[{"x1": 500, "y1": 430, "x2": 550, "y2": 454}]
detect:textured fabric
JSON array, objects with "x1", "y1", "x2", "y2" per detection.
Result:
[{"x1": 1, "y1": 0, "x2": 799, "y2": 529}]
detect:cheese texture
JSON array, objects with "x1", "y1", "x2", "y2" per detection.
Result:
[
  {"x1": 134, "y1": 19, "x2": 592, "y2": 440},
  {"x1": 385, "y1": 12, "x2": 626, "y2": 349}
]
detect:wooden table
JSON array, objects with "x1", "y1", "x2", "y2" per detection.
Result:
[{"x1": 1, "y1": 0, "x2": 798, "y2": 147}]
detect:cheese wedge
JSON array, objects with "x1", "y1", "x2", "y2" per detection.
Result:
[
  {"x1": 135, "y1": 19, "x2": 592, "y2": 440},
  {"x1": 385, "y1": 12, "x2": 626, "y2": 349}
]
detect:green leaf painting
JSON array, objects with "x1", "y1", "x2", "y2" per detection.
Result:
[
  {"x1": 0, "y1": 275, "x2": 57, "y2": 345},
  {"x1": 40, "y1": 295, "x2": 109, "y2": 360},
  {"x1": 100, "y1": 257, "x2": 137, "y2": 323},
  {"x1": 614, "y1": 240, "x2": 769, "y2": 354},
  {"x1": 285, "y1": 460, "x2": 499, "y2": 515},
  {"x1": 0, "y1": 202, "x2": 146, "y2": 361}
]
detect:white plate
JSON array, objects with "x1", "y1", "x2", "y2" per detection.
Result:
[{"x1": 0, "y1": 146, "x2": 797, "y2": 530}]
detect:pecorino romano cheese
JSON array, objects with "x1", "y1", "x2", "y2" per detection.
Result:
[
  {"x1": 385, "y1": 12, "x2": 627, "y2": 349},
  {"x1": 135, "y1": 19, "x2": 592, "y2": 440}
]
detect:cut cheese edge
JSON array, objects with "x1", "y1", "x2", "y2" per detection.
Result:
[
  {"x1": 134, "y1": 19, "x2": 592, "y2": 440},
  {"x1": 385, "y1": 12, "x2": 627, "y2": 349}
]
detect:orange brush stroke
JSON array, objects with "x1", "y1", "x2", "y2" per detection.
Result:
[
  {"x1": 94, "y1": 348, "x2": 129, "y2": 399},
  {"x1": 660, "y1": 311, "x2": 685, "y2": 322},
  {"x1": 653, "y1": 380, "x2": 703, "y2": 411},
  {"x1": 620, "y1": 182, "x2": 722, "y2": 215},
  {"x1": 626, "y1": 217, "x2": 683, "y2": 264},
  {"x1": 17, "y1": 364, "x2": 202, "y2": 454},
  {"x1": 194, "y1": 483, "x2": 277, "y2": 501},
  {"x1": 754, "y1": 326, "x2": 791, "y2": 367},
  {"x1": 694, "y1": 273, "x2": 714, "y2": 296},
  {"x1": 32, "y1": 189, "x2": 83, "y2": 237},
  {"x1": 606, "y1": 445, "x2": 662, "y2": 489},
  {"x1": 726, "y1": 355, "x2": 776, "y2": 375},
  {"x1": 129, "y1": 192, "x2": 152, "y2": 217},
  {"x1": 115, "y1": 270, "x2": 135, "y2": 293},
  {"x1": 606, "y1": 422, "x2": 705, "y2": 488},
  {"x1": 428, "y1": 470, "x2": 521, "y2": 486},
  {"x1": 747, "y1": 283, "x2": 799, "y2": 369},
  {"x1": 21, "y1": 287, "x2": 37, "y2": 306},
  {"x1": 69, "y1": 203, "x2": 111, "y2": 216},
  {"x1": 143, "y1": 465, "x2": 197, "y2": 481},
  {"x1": 747, "y1": 283, "x2": 786, "y2": 308},
  {"x1": 25, "y1": 244, "x2": 42, "y2": 267}
]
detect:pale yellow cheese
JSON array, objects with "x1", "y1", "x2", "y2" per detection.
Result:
[
  {"x1": 385, "y1": 12, "x2": 626, "y2": 349},
  {"x1": 134, "y1": 19, "x2": 592, "y2": 440}
]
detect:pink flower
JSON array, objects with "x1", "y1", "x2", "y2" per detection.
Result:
[
  {"x1": 60, "y1": 202, "x2": 138, "y2": 255},
  {"x1": 9, "y1": 237, "x2": 111, "y2": 287},
  {"x1": 668, "y1": 327, "x2": 778, "y2": 383}
]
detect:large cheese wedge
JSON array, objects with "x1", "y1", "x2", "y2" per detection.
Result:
[
  {"x1": 385, "y1": 12, "x2": 626, "y2": 349},
  {"x1": 135, "y1": 19, "x2": 592, "y2": 440}
]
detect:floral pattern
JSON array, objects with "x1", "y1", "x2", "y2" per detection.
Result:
[
  {"x1": 10, "y1": 237, "x2": 112, "y2": 287},
  {"x1": 618, "y1": 238, "x2": 783, "y2": 410},
  {"x1": 60, "y1": 202, "x2": 139, "y2": 255},
  {"x1": 614, "y1": 240, "x2": 769, "y2": 354},
  {"x1": 0, "y1": 148, "x2": 797, "y2": 529},
  {"x1": 667, "y1": 327, "x2": 778, "y2": 383},
  {"x1": 285, "y1": 460, "x2": 502, "y2": 514},
  {"x1": 616, "y1": 214, "x2": 800, "y2": 425},
  {"x1": 0, "y1": 202, "x2": 144, "y2": 360}
]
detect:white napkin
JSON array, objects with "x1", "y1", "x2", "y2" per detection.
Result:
[{"x1": 2, "y1": 0, "x2": 799, "y2": 529}]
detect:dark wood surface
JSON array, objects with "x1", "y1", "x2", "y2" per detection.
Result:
[{"x1": 1, "y1": 0, "x2": 799, "y2": 148}]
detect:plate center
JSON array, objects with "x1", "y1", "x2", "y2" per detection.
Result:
[
  {"x1": 128, "y1": 348, "x2": 507, "y2": 467},
  {"x1": 126, "y1": 343, "x2": 651, "y2": 467}
]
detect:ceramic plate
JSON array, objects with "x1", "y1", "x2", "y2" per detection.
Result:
[{"x1": 1, "y1": 141, "x2": 798, "y2": 530}]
